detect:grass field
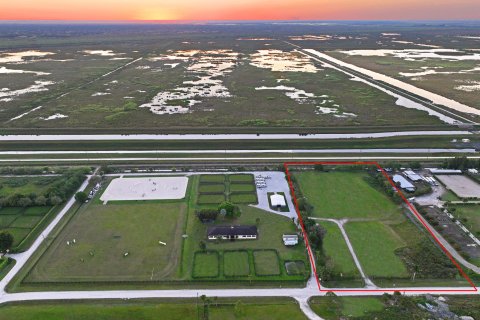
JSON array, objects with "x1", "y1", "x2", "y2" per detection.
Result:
[
  {"x1": 253, "y1": 250, "x2": 281, "y2": 276},
  {"x1": 0, "y1": 176, "x2": 65, "y2": 197},
  {"x1": 448, "y1": 204, "x2": 480, "y2": 236},
  {"x1": 295, "y1": 171, "x2": 401, "y2": 219},
  {"x1": 345, "y1": 221, "x2": 409, "y2": 278},
  {"x1": 0, "y1": 298, "x2": 307, "y2": 320},
  {"x1": 309, "y1": 296, "x2": 386, "y2": 319},
  {"x1": 193, "y1": 251, "x2": 219, "y2": 278},
  {"x1": 197, "y1": 194, "x2": 226, "y2": 205},
  {"x1": 0, "y1": 206, "x2": 55, "y2": 249},
  {"x1": 229, "y1": 174, "x2": 255, "y2": 183},
  {"x1": 229, "y1": 193, "x2": 258, "y2": 204},
  {"x1": 26, "y1": 201, "x2": 186, "y2": 282},
  {"x1": 199, "y1": 184, "x2": 226, "y2": 193},
  {"x1": 223, "y1": 251, "x2": 250, "y2": 277},
  {"x1": 320, "y1": 221, "x2": 360, "y2": 278},
  {"x1": 230, "y1": 184, "x2": 256, "y2": 192},
  {"x1": 200, "y1": 175, "x2": 226, "y2": 183}
]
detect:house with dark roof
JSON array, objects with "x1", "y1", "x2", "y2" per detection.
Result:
[{"x1": 207, "y1": 225, "x2": 257, "y2": 240}]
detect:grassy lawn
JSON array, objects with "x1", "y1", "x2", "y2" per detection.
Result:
[
  {"x1": 320, "y1": 221, "x2": 360, "y2": 278},
  {"x1": 193, "y1": 251, "x2": 219, "y2": 278},
  {"x1": 295, "y1": 171, "x2": 401, "y2": 219},
  {"x1": 224, "y1": 251, "x2": 250, "y2": 277},
  {"x1": 448, "y1": 204, "x2": 480, "y2": 236},
  {"x1": 0, "y1": 298, "x2": 307, "y2": 320},
  {"x1": 345, "y1": 221, "x2": 409, "y2": 278},
  {"x1": 230, "y1": 184, "x2": 256, "y2": 192},
  {"x1": 198, "y1": 194, "x2": 226, "y2": 205},
  {"x1": 442, "y1": 190, "x2": 462, "y2": 202},
  {"x1": 309, "y1": 296, "x2": 385, "y2": 319},
  {"x1": 229, "y1": 174, "x2": 254, "y2": 183},
  {"x1": 230, "y1": 193, "x2": 258, "y2": 204},
  {"x1": 26, "y1": 201, "x2": 186, "y2": 282},
  {"x1": 253, "y1": 250, "x2": 281, "y2": 276},
  {"x1": 199, "y1": 184, "x2": 226, "y2": 193},
  {"x1": 200, "y1": 175, "x2": 226, "y2": 183}
]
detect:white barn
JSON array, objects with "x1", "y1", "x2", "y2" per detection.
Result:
[{"x1": 270, "y1": 193, "x2": 287, "y2": 208}]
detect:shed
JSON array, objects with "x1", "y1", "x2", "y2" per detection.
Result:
[
  {"x1": 283, "y1": 234, "x2": 298, "y2": 246},
  {"x1": 270, "y1": 193, "x2": 286, "y2": 208},
  {"x1": 404, "y1": 170, "x2": 423, "y2": 182}
]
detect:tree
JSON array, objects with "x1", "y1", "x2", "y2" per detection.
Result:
[
  {"x1": 0, "y1": 231, "x2": 14, "y2": 254},
  {"x1": 199, "y1": 240, "x2": 206, "y2": 251},
  {"x1": 34, "y1": 195, "x2": 47, "y2": 206},
  {"x1": 75, "y1": 191, "x2": 88, "y2": 203},
  {"x1": 218, "y1": 201, "x2": 241, "y2": 218},
  {"x1": 314, "y1": 164, "x2": 324, "y2": 171},
  {"x1": 49, "y1": 195, "x2": 63, "y2": 206},
  {"x1": 196, "y1": 209, "x2": 219, "y2": 223},
  {"x1": 17, "y1": 197, "x2": 32, "y2": 207}
]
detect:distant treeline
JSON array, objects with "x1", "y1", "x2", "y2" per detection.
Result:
[{"x1": 0, "y1": 169, "x2": 88, "y2": 207}]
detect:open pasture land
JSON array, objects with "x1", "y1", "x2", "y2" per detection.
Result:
[
  {"x1": 294, "y1": 171, "x2": 401, "y2": 219},
  {"x1": 0, "y1": 23, "x2": 462, "y2": 133},
  {"x1": 0, "y1": 297, "x2": 308, "y2": 320},
  {"x1": 25, "y1": 201, "x2": 186, "y2": 282},
  {"x1": 291, "y1": 166, "x2": 470, "y2": 287},
  {"x1": 345, "y1": 221, "x2": 409, "y2": 278},
  {"x1": 436, "y1": 175, "x2": 480, "y2": 199},
  {"x1": 100, "y1": 176, "x2": 188, "y2": 201},
  {"x1": 319, "y1": 221, "x2": 361, "y2": 281}
]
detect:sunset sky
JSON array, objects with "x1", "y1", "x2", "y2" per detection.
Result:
[{"x1": 1, "y1": 0, "x2": 479, "y2": 21}]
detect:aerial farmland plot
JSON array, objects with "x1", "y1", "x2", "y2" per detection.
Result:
[
  {"x1": 291, "y1": 165, "x2": 470, "y2": 288},
  {"x1": 13, "y1": 173, "x2": 308, "y2": 291},
  {"x1": 1, "y1": 24, "x2": 466, "y2": 134}
]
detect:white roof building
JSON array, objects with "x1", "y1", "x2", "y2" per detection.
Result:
[
  {"x1": 393, "y1": 174, "x2": 416, "y2": 192},
  {"x1": 270, "y1": 193, "x2": 287, "y2": 207},
  {"x1": 283, "y1": 234, "x2": 298, "y2": 246},
  {"x1": 404, "y1": 170, "x2": 423, "y2": 182}
]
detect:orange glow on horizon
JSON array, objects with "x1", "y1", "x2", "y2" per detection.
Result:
[{"x1": 1, "y1": 0, "x2": 479, "y2": 21}]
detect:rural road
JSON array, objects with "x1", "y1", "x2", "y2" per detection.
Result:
[
  {"x1": 3, "y1": 156, "x2": 480, "y2": 163},
  {"x1": 0, "y1": 130, "x2": 473, "y2": 141},
  {"x1": 0, "y1": 148, "x2": 476, "y2": 155}
]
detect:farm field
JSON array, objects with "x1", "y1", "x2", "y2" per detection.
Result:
[
  {"x1": 0, "y1": 298, "x2": 307, "y2": 320},
  {"x1": 14, "y1": 173, "x2": 307, "y2": 290},
  {"x1": 25, "y1": 201, "x2": 187, "y2": 282},
  {"x1": 320, "y1": 221, "x2": 361, "y2": 281},
  {"x1": 292, "y1": 168, "x2": 468, "y2": 287},
  {"x1": 294, "y1": 171, "x2": 401, "y2": 219},
  {"x1": 344, "y1": 222, "x2": 408, "y2": 278}
]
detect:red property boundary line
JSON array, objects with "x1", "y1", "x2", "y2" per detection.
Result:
[{"x1": 284, "y1": 161, "x2": 478, "y2": 293}]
